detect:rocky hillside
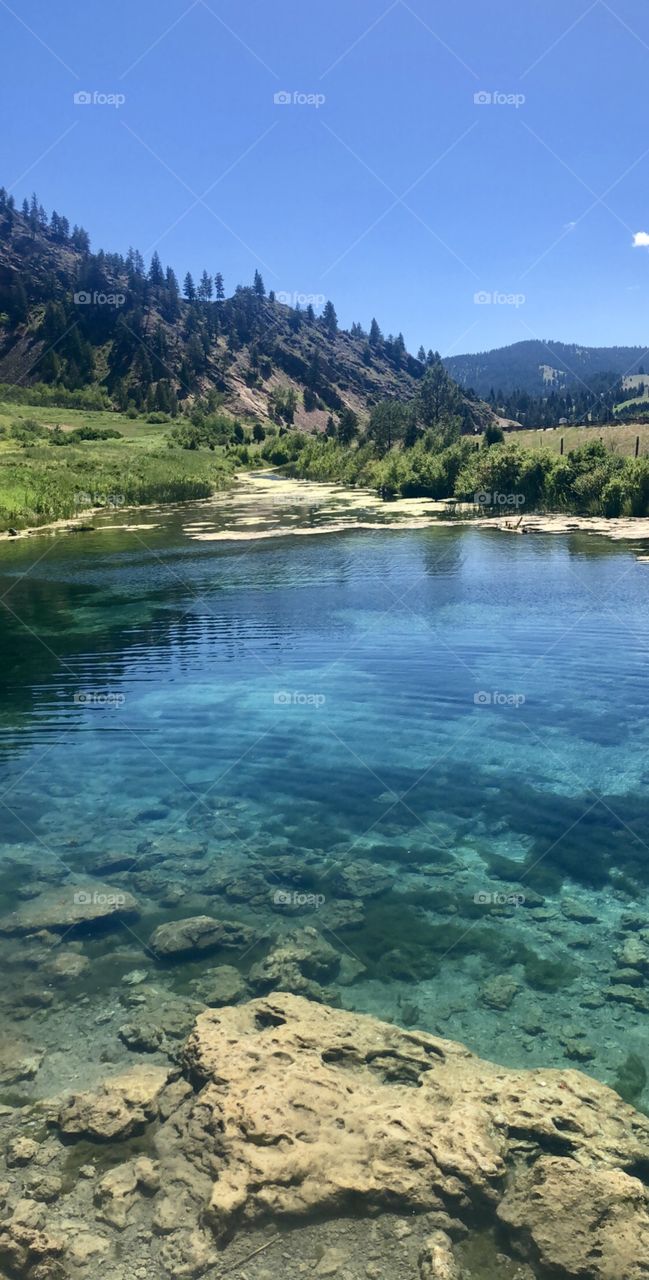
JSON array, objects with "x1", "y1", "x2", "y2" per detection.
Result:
[{"x1": 0, "y1": 190, "x2": 488, "y2": 433}]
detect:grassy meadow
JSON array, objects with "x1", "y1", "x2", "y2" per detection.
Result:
[
  {"x1": 0, "y1": 402, "x2": 238, "y2": 532},
  {"x1": 506, "y1": 421, "x2": 649, "y2": 456}
]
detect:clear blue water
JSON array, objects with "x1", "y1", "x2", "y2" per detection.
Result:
[{"x1": 1, "y1": 497, "x2": 648, "y2": 1091}]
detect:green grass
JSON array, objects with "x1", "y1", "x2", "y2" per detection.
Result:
[
  {"x1": 0, "y1": 401, "x2": 238, "y2": 531},
  {"x1": 506, "y1": 421, "x2": 649, "y2": 456}
]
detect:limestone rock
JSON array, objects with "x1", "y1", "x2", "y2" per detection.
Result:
[
  {"x1": 189, "y1": 964, "x2": 248, "y2": 1007},
  {"x1": 0, "y1": 884, "x2": 139, "y2": 935},
  {"x1": 560, "y1": 898, "x2": 598, "y2": 924},
  {"x1": 419, "y1": 1231, "x2": 461, "y2": 1280},
  {"x1": 334, "y1": 861, "x2": 393, "y2": 898},
  {"x1": 480, "y1": 975, "x2": 519, "y2": 1010},
  {"x1": 175, "y1": 992, "x2": 649, "y2": 1280},
  {"x1": 248, "y1": 927, "x2": 340, "y2": 999},
  {"x1": 618, "y1": 935, "x2": 649, "y2": 976},
  {"x1": 498, "y1": 1155, "x2": 649, "y2": 1279},
  {"x1": 94, "y1": 1157, "x2": 160, "y2": 1229},
  {"x1": 42, "y1": 951, "x2": 90, "y2": 982},
  {"x1": 0, "y1": 1038, "x2": 44, "y2": 1086},
  {"x1": 6, "y1": 1136, "x2": 38, "y2": 1167},
  {"x1": 149, "y1": 915, "x2": 257, "y2": 958},
  {"x1": 57, "y1": 1064, "x2": 171, "y2": 1140}
]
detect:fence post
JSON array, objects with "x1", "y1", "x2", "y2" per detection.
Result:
[
  {"x1": 636, "y1": 435, "x2": 640, "y2": 458},
  {"x1": 560, "y1": 436, "x2": 564, "y2": 455}
]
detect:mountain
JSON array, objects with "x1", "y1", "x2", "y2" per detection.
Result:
[
  {"x1": 0, "y1": 189, "x2": 488, "y2": 433},
  {"x1": 444, "y1": 339, "x2": 649, "y2": 399}
]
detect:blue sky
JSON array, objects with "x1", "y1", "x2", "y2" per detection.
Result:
[{"x1": 2, "y1": 0, "x2": 649, "y2": 356}]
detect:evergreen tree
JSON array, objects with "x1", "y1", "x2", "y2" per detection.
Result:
[
  {"x1": 253, "y1": 269, "x2": 266, "y2": 297},
  {"x1": 148, "y1": 251, "x2": 164, "y2": 287},
  {"x1": 198, "y1": 270, "x2": 213, "y2": 301},
  {"x1": 183, "y1": 272, "x2": 197, "y2": 301},
  {"x1": 369, "y1": 317, "x2": 382, "y2": 346},
  {"x1": 322, "y1": 300, "x2": 338, "y2": 335},
  {"x1": 214, "y1": 272, "x2": 225, "y2": 300}
]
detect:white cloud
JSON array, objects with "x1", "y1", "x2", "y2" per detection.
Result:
[{"x1": 632, "y1": 231, "x2": 649, "y2": 247}]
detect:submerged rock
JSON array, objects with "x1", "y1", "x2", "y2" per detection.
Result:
[
  {"x1": 0, "y1": 884, "x2": 140, "y2": 935},
  {"x1": 57, "y1": 1064, "x2": 171, "y2": 1140},
  {"x1": 149, "y1": 915, "x2": 257, "y2": 958},
  {"x1": 248, "y1": 927, "x2": 341, "y2": 999},
  {"x1": 480, "y1": 975, "x2": 520, "y2": 1010},
  {"x1": 189, "y1": 965, "x2": 248, "y2": 1007},
  {"x1": 418, "y1": 1231, "x2": 461, "y2": 1280},
  {"x1": 5, "y1": 994, "x2": 649, "y2": 1279}
]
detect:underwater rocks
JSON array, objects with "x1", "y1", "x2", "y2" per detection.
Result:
[
  {"x1": 189, "y1": 965, "x2": 249, "y2": 1007},
  {"x1": 480, "y1": 976, "x2": 520, "y2": 1010},
  {"x1": 0, "y1": 994, "x2": 647, "y2": 1278},
  {"x1": 149, "y1": 915, "x2": 258, "y2": 958},
  {"x1": 497, "y1": 1156, "x2": 649, "y2": 1278},
  {"x1": 0, "y1": 884, "x2": 140, "y2": 935},
  {"x1": 418, "y1": 1232, "x2": 461, "y2": 1280},
  {"x1": 248, "y1": 927, "x2": 341, "y2": 1000},
  {"x1": 171, "y1": 994, "x2": 649, "y2": 1277},
  {"x1": 57, "y1": 1064, "x2": 171, "y2": 1141},
  {"x1": 0, "y1": 1037, "x2": 45, "y2": 1087}
]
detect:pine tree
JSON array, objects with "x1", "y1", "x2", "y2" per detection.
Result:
[
  {"x1": 148, "y1": 251, "x2": 164, "y2": 287},
  {"x1": 198, "y1": 270, "x2": 213, "y2": 301},
  {"x1": 183, "y1": 272, "x2": 196, "y2": 301},
  {"x1": 322, "y1": 300, "x2": 338, "y2": 335},
  {"x1": 417, "y1": 346, "x2": 426, "y2": 363},
  {"x1": 369, "y1": 318, "x2": 382, "y2": 346},
  {"x1": 253, "y1": 270, "x2": 266, "y2": 297},
  {"x1": 214, "y1": 272, "x2": 225, "y2": 300}
]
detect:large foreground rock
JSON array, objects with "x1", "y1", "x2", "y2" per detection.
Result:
[
  {"x1": 174, "y1": 994, "x2": 649, "y2": 1278},
  {"x1": 19, "y1": 994, "x2": 649, "y2": 1279},
  {"x1": 0, "y1": 883, "x2": 139, "y2": 934}
]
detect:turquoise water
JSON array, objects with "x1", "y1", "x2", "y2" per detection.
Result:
[{"x1": 1, "y1": 496, "x2": 649, "y2": 1094}]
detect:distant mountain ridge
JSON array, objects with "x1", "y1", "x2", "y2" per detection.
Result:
[{"x1": 444, "y1": 340, "x2": 649, "y2": 398}]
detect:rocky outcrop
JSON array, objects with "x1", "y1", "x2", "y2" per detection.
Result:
[
  {"x1": 173, "y1": 994, "x2": 649, "y2": 1280},
  {"x1": 5, "y1": 993, "x2": 647, "y2": 1279}
]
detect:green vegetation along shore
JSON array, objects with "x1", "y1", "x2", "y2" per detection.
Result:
[{"x1": 0, "y1": 398, "x2": 240, "y2": 531}]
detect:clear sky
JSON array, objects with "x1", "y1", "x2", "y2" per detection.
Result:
[{"x1": 2, "y1": 0, "x2": 649, "y2": 356}]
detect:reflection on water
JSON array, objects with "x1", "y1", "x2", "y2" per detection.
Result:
[{"x1": 1, "y1": 488, "x2": 649, "y2": 1106}]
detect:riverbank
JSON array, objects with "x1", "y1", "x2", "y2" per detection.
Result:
[{"x1": 7, "y1": 471, "x2": 649, "y2": 555}]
